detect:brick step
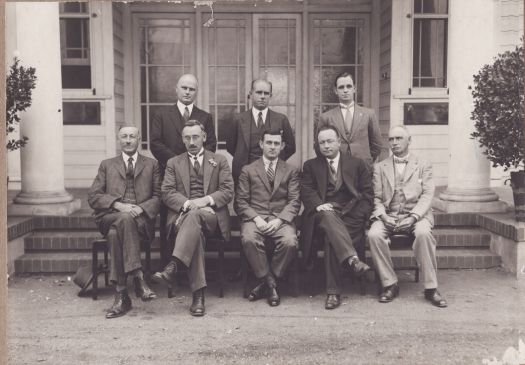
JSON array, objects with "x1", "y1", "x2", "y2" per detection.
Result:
[
  {"x1": 14, "y1": 248, "x2": 500, "y2": 274},
  {"x1": 24, "y1": 227, "x2": 491, "y2": 252}
]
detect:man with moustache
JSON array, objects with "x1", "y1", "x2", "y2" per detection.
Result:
[
  {"x1": 88, "y1": 126, "x2": 160, "y2": 319},
  {"x1": 153, "y1": 120, "x2": 234, "y2": 316}
]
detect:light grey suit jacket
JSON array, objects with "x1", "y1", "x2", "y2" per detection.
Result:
[
  {"x1": 315, "y1": 104, "x2": 384, "y2": 165},
  {"x1": 235, "y1": 158, "x2": 301, "y2": 224},
  {"x1": 161, "y1": 149, "x2": 234, "y2": 240},
  {"x1": 371, "y1": 154, "x2": 434, "y2": 225}
]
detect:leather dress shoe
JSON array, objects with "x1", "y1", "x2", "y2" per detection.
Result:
[
  {"x1": 248, "y1": 282, "x2": 267, "y2": 302},
  {"x1": 325, "y1": 294, "x2": 341, "y2": 310},
  {"x1": 349, "y1": 257, "x2": 371, "y2": 277},
  {"x1": 379, "y1": 283, "x2": 399, "y2": 303},
  {"x1": 425, "y1": 289, "x2": 447, "y2": 308},
  {"x1": 106, "y1": 290, "x2": 132, "y2": 319},
  {"x1": 133, "y1": 276, "x2": 157, "y2": 301},
  {"x1": 152, "y1": 260, "x2": 177, "y2": 285},
  {"x1": 190, "y1": 289, "x2": 205, "y2": 316},
  {"x1": 267, "y1": 287, "x2": 280, "y2": 307}
]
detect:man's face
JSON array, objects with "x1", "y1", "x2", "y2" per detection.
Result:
[
  {"x1": 176, "y1": 75, "x2": 198, "y2": 105},
  {"x1": 259, "y1": 133, "x2": 284, "y2": 160},
  {"x1": 118, "y1": 127, "x2": 140, "y2": 156},
  {"x1": 318, "y1": 129, "x2": 341, "y2": 159},
  {"x1": 388, "y1": 127, "x2": 411, "y2": 157},
  {"x1": 251, "y1": 80, "x2": 272, "y2": 110},
  {"x1": 334, "y1": 75, "x2": 355, "y2": 105},
  {"x1": 182, "y1": 125, "x2": 206, "y2": 155}
]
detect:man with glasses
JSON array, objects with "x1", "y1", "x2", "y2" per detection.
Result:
[
  {"x1": 226, "y1": 79, "x2": 296, "y2": 184},
  {"x1": 314, "y1": 72, "x2": 383, "y2": 168}
]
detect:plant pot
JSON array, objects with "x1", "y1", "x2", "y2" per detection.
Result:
[{"x1": 510, "y1": 171, "x2": 525, "y2": 222}]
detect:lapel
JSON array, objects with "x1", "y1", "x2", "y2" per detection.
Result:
[
  {"x1": 179, "y1": 154, "x2": 191, "y2": 197},
  {"x1": 202, "y1": 150, "x2": 214, "y2": 194},
  {"x1": 315, "y1": 157, "x2": 328, "y2": 201},
  {"x1": 240, "y1": 111, "x2": 253, "y2": 149},
  {"x1": 349, "y1": 105, "x2": 364, "y2": 140},
  {"x1": 403, "y1": 154, "x2": 418, "y2": 181},
  {"x1": 331, "y1": 107, "x2": 349, "y2": 144},
  {"x1": 340, "y1": 153, "x2": 360, "y2": 197},
  {"x1": 134, "y1": 154, "x2": 146, "y2": 179},
  {"x1": 172, "y1": 104, "x2": 185, "y2": 136},
  {"x1": 382, "y1": 156, "x2": 395, "y2": 190},
  {"x1": 114, "y1": 155, "x2": 127, "y2": 180},
  {"x1": 255, "y1": 158, "x2": 272, "y2": 193},
  {"x1": 271, "y1": 159, "x2": 285, "y2": 196}
]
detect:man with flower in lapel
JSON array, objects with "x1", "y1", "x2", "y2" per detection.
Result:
[
  {"x1": 235, "y1": 131, "x2": 300, "y2": 307},
  {"x1": 314, "y1": 72, "x2": 383, "y2": 168},
  {"x1": 88, "y1": 126, "x2": 160, "y2": 319},
  {"x1": 367, "y1": 126, "x2": 447, "y2": 308},
  {"x1": 153, "y1": 120, "x2": 234, "y2": 316}
]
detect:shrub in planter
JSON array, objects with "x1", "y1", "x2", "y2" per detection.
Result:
[{"x1": 470, "y1": 44, "x2": 524, "y2": 220}]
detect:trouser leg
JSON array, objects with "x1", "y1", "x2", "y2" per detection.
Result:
[
  {"x1": 241, "y1": 221, "x2": 271, "y2": 279},
  {"x1": 412, "y1": 219, "x2": 438, "y2": 289},
  {"x1": 315, "y1": 211, "x2": 356, "y2": 262},
  {"x1": 268, "y1": 223, "x2": 298, "y2": 278},
  {"x1": 325, "y1": 238, "x2": 343, "y2": 295},
  {"x1": 367, "y1": 219, "x2": 398, "y2": 287}
]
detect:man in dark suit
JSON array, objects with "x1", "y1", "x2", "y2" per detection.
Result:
[
  {"x1": 226, "y1": 79, "x2": 296, "y2": 184},
  {"x1": 300, "y1": 125, "x2": 373, "y2": 310},
  {"x1": 367, "y1": 126, "x2": 447, "y2": 307},
  {"x1": 88, "y1": 126, "x2": 160, "y2": 319},
  {"x1": 153, "y1": 120, "x2": 234, "y2": 316},
  {"x1": 150, "y1": 73, "x2": 217, "y2": 171},
  {"x1": 235, "y1": 131, "x2": 300, "y2": 307},
  {"x1": 314, "y1": 72, "x2": 383, "y2": 167}
]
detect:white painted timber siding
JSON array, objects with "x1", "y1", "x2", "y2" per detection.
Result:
[
  {"x1": 378, "y1": 0, "x2": 392, "y2": 161},
  {"x1": 113, "y1": 2, "x2": 126, "y2": 137}
]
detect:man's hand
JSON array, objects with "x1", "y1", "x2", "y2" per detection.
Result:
[
  {"x1": 265, "y1": 218, "x2": 283, "y2": 234},
  {"x1": 394, "y1": 216, "x2": 417, "y2": 233},
  {"x1": 316, "y1": 203, "x2": 334, "y2": 212},
  {"x1": 254, "y1": 216, "x2": 271, "y2": 234},
  {"x1": 113, "y1": 202, "x2": 143, "y2": 218},
  {"x1": 380, "y1": 214, "x2": 397, "y2": 230},
  {"x1": 192, "y1": 197, "x2": 211, "y2": 208}
]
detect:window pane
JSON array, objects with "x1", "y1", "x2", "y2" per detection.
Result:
[
  {"x1": 414, "y1": 0, "x2": 448, "y2": 14},
  {"x1": 413, "y1": 19, "x2": 447, "y2": 87},
  {"x1": 61, "y1": 65, "x2": 91, "y2": 88},
  {"x1": 148, "y1": 66, "x2": 182, "y2": 102},
  {"x1": 147, "y1": 27, "x2": 187, "y2": 65},
  {"x1": 321, "y1": 27, "x2": 356, "y2": 64},
  {"x1": 215, "y1": 105, "x2": 238, "y2": 143},
  {"x1": 404, "y1": 103, "x2": 448, "y2": 125},
  {"x1": 63, "y1": 102, "x2": 100, "y2": 125},
  {"x1": 216, "y1": 27, "x2": 241, "y2": 65},
  {"x1": 60, "y1": 2, "x2": 88, "y2": 14}
]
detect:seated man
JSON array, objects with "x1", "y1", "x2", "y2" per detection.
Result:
[
  {"x1": 300, "y1": 125, "x2": 373, "y2": 310},
  {"x1": 235, "y1": 131, "x2": 300, "y2": 306},
  {"x1": 153, "y1": 120, "x2": 234, "y2": 316},
  {"x1": 88, "y1": 126, "x2": 160, "y2": 319},
  {"x1": 367, "y1": 126, "x2": 447, "y2": 308}
]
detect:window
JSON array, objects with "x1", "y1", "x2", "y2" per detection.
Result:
[
  {"x1": 59, "y1": 2, "x2": 91, "y2": 89},
  {"x1": 404, "y1": 102, "x2": 448, "y2": 125},
  {"x1": 412, "y1": 0, "x2": 448, "y2": 88}
]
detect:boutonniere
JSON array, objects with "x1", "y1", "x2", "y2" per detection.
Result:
[{"x1": 208, "y1": 158, "x2": 217, "y2": 167}]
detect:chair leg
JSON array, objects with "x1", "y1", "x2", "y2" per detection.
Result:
[
  {"x1": 240, "y1": 250, "x2": 249, "y2": 298},
  {"x1": 92, "y1": 243, "x2": 99, "y2": 301},
  {"x1": 167, "y1": 283, "x2": 174, "y2": 298},
  {"x1": 415, "y1": 267, "x2": 420, "y2": 283},
  {"x1": 218, "y1": 240, "x2": 225, "y2": 298},
  {"x1": 290, "y1": 257, "x2": 300, "y2": 297},
  {"x1": 103, "y1": 245, "x2": 109, "y2": 286},
  {"x1": 374, "y1": 269, "x2": 382, "y2": 295},
  {"x1": 145, "y1": 242, "x2": 151, "y2": 280},
  {"x1": 359, "y1": 276, "x2": 366, "y2": 296}
]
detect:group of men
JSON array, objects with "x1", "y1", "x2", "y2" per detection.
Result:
[{"x1": 88, "y1": 72, "x2": 447, "y2": 320}]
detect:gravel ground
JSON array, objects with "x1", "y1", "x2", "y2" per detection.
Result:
[{"x1": 7, "y1": 268, "x2": 525, "y2": 365}]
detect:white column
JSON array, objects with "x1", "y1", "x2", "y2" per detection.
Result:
[
  {"x1": 6, "y1": 2, "x2": 80, "y2": 215},
  {"x1": 433, "y1": 0, "x2": 507, "y2": 213}
]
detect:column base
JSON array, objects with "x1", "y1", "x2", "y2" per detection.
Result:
[
  {"x1": 7, "y1": 199, "x2": 81, "y2": 216},
  {"x1": 433, "y1": 197, "x2": 509, "y2": 213},
  {"x1": 13, "y1": 190, "x2": 75, "y2": 204}
]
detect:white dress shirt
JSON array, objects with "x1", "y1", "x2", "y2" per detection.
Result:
[
  {"x1": 177, "y1": 100, "x2": 194, "y2": 118},
  {"x1": 326, "y1": 151, "x2": 341, "y2": 174},
  {"x1": 252, "y1": 107, "x2": 269, "y2": 127},
  {"x1": 340, "y1": 102, "x2": 354, "y2": 123},
  {"x1": 122, "y1": 151, "x2": 138, "y2": 168},
  {"x1": 262, "y1": 156, "x2": 277, "y2": 173},
  {"x1": 393, "y1": 153, "x2": 410, "y2": 176}
]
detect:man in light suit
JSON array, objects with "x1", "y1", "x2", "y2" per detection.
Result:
[
  {"x1": 235, "y1": 131, "x2": 300, "y2": 307},
  {"x1": 226, "y1": 79, "x2": 296, "y2": 184},
  {"x1": 153, "y1": 120, "x2": 234, "y2": 316},
  {"x1": 314, "y1": 72, "x2": 383, "y2": 168},
  {"x1": 300, "y1": 125, "x2": 373, "y2": 310},
  {"x1": 88, "y1": 126, "x2": 160, "y2": 319},
  {"x1": 367, "y1": 126, "x2": 447, "y2": 308}
]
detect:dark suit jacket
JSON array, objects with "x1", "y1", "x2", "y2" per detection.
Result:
[
  {"x1": 87, "y1": 154, "x2": 161, "y2": 228},
  {"x1": 299, "y1": 153, "x2": 373, "y2": 263},
  {"x1": 314, "y1": 105, "x2": 383, "y2": 165},
  {"x1": 235, "y1": 158, "x2": 300, "y2": 224},
  {"x1": 225, "y1": 109, "x2": 296, "y2": 182},
  {"x1": 161, "y1": 150, "x2": 234, "y2": 241},
  {"x1": 150, "y1": 104, "x2": 217, "y2": 169}
]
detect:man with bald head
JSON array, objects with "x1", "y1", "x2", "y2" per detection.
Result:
[
  {"x1": 151, "y1": 74, "x2": 217, "y2": 171},
  {"x1": 226, "y1": 79, "x2": 296, "y2": 184},
  {"x1": 367, "y1": 126, "x2": 447, "y2": 308},
  {"x1": 88, "y1": 126, "x2": 161, "y2": 318}
]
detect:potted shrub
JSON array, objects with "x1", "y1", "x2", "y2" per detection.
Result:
[{"x1": 470, "y1": 44, "x2": 524, "y2": 221}]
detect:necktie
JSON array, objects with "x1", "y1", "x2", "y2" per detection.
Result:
[
  {"x1": 183, "y1": 106, "x2": 190, "y2": 121},
  {"x1": 394, "y1": 157, "x2": 408, "y2": 164},
  {"x1": 193, "y1": 156, "x2": 200, "y2": 173},
  {"x1": 267, "y1": 161, "x2": 275, "y2": 186},
  {"x1": 126, "y1": 157, "x2": 134, "y2": 177},
  {"x1": 257, "y1": 111, "x2": 263, "y2": 129},
  {"x1": 342, "y1": 105, "x2": 353, "y2": 133},
  {"x1": 329, "y1": 159, "x2": 337, "y2": 179}
]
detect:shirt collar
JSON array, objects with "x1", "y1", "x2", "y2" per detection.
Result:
[
  {"x1": 340, "y1": 102, "x2": 354, "y2": 110},
  {"x1": 252, "y1": 107, "x2": 269, "y2": 122},
  {"x1": 188, "y1": 147, "x2": 204, "y2": 159},
  {"x1": 393, "y1": 153, "x2": 410, "y2": 162},
  {"x1": 122, "y1": 151, "x2": 138, "y2": 164},
  {"x1": 177, "y1": 100, "x2": 194, "y2": 116},
  {"x1": 262, "y1": 156, "x2": 277, "y2": 167},
  {"x1": 326, "y1": 151, "x2": 341, "y2": 167}
]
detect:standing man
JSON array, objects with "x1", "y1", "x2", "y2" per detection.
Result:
[
  {"x1": 367, "y1": 126, "x2": 447, "y2": 308},
  {"x1": 226, "y1": 79, "x2": 296, "y2": 184},
  {"x1": 235, "y1": 131, "x2": 300, "y2": 307},
  {"x1": 88, "y1": 126, "x2": 160, "y2": 319},
  {"x1": 150, "y1": 73, "x2": 217, "y2": 171},
  {"x1": 153, "y1": 120, "x2": 234, "y2": 316},
  {"x1": 300, "y1": 125, "x2": 373, "y2": 310},
  {"x1": 315, "y1": 72, "x2": 383, "y2": 167}
]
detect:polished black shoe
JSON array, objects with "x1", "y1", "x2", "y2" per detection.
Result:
[
  {"x1": 424, "y1": 289, "x2": 447, "y2": 308},
  {"x1": 379, "y1": 283, "x2": 399, "y2": 303},
  {"x1": 190, "y1": 289, "x2": 205, "y2": 316},
  {"x1": 133, "y1": 276, "x2": 157, "y2": 301},
  {"x1": 349, "y1": 257, "x2": 371, "y2": 277},
  {"x1": 106, "y1": 290, "x2": 132, "y2": 319},
  {"x1": 325, "y1": 294, "x2": 341, "y2": 310},
  {"x1": 248, "y1": 282, "x2": 267, "y2": 302},
  {"x1": 267, "y1": 287, "x2": 280, "y2": 307},
  {"x1": 152, "y1": 259, "x2": 177, "y2": 285}
]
